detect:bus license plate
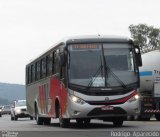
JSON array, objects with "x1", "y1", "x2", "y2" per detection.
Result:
[{"x1": 101, "y1": 106, "x2": 114, "y2": 111}]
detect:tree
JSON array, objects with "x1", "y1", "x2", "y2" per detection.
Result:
[{"x1": 129, "y1": 24, "x2": 160, "y2": 53}]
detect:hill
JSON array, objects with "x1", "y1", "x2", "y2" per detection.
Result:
[{"x1": 0, "y1": 82, "x2": 25, "y2": 105}]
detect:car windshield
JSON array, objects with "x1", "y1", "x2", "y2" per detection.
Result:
[
  {"x1": 68, "y1": 43, "x2": 138, "y2": 88},
  {"x1": 4, "y1": 106, "x2": 10, "y2": 109},
  {"x1": 16, "y1": 101, "x2": 26, "y2": 107}
]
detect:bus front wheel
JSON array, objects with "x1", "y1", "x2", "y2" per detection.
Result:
[
  {"x1": 155, "y1": 114, "x2": 160, "y2": 121},
  {"x1": 113, "y1": 119, "x2": 123, "y2": 127}
]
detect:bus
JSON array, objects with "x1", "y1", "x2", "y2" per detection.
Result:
[{"x1": 26, "y1": 35, "x2": 142, "y2": 128}]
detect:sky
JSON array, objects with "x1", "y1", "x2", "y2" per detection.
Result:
[{"x1": 0, "y1": 0, "x2": 160, "y2": 85}]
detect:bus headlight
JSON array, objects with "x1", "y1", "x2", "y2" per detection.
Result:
[
  {"x1": 135, "y1": 94, "x2": 139, "y2": 100},
  {"x1": 127, "y1": 94, "x2": 140, "y2": 103},
  {"x1": 70, "y1": 95, "x2": 86, "y2": 105}
]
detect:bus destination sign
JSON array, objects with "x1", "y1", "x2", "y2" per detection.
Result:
[{"x1": 72, "y1": 44, "x2": 99, "y2": 50}]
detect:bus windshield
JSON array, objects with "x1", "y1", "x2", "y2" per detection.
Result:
[{"x1": 68, "y1": 43, "x2": 138, "y2": 88}]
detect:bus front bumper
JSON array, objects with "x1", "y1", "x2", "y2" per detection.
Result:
[{"x1": 64, "y1": 95, "x2": 140, "y2": 119}]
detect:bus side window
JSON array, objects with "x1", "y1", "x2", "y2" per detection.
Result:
[
  {"x1": 31, "y1": 64, "x2": 35, "y2": 82},
  {"x1": 52, "y1": 52, "x2": 55, "y2": 74},
  {"x1": 46, "y1": 53, "x2": 53, "y2": 76},
  {"x1": 54, "y1": 49, "x2": 60, "y2": 77},
  {"x1": 35, "y1": 63, "x2": 37, "y2": 81},
  {"x1": 42, "y1": 57, "x2": 46, "y2": 78},
  {"x1": 36, "y1": 61, "x2": 41, "y2": 80},
  {"x1": 46, "y1": 55, "x2": 49, "y2": 76},
  {"x1": 28, "y1": 66, "x2": 31, "y2": 84},
  {"x1": 40, "y1": 59, "x2": 42, "y2": 79},
  {"x1": 60, "y1": 54, "x2": 66, "y2": 84},
  {"x1": 26, "y1": 67, "x2": 29, "y2": 84}
]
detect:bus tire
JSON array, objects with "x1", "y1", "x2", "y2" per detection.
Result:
[
  {"x1": 135, "y1": 115, "x2": 151, "y2": 121},
  {"x1": 155, "y1": 114, "x2": 160, "y2": 121},
  {"x1": 30, "y1": 116, "x2": 33, "y2": 120},
  {"x1": 113, "y1": 119, "x2": 123, "y2": 127},
  {"x1": 44, "y1": 118, "x2": 51, "y2": 125},
  {"x1": 127, "y1": 116, "x2": 135, "y2": 121},
  {"x1": 15, "y1": 115, "x2": 18, "y2": 121},
  {"x1": 142, "y1": 117, "x2": 150, "y2": 121},
  {"x1": 11, "y1": 115, "x2": 14, "y2": 121},
  {"x1": 134, "y1": 115, "x2": 141, "y2": 121},
  {"x1": 35, "y1": 105, "x2": 43, "y2": 125},
  {"x1": 58, "y1": 107, "x2": 70, "y2": 128}
]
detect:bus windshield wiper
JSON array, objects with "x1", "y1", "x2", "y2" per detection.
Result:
[
  {"x1": 104, "y1": 61, "x2": 127, "y2": 89},
  {"x1": 87, "y1": 56, "x2": 104, "y2": 90},
  {"x1": 125, "y1": 82, "x2": 138, "y2": 88}
]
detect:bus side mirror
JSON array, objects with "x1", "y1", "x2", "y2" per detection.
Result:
[{"x1": 135, "y1": 45, "x2": 142, "y2": 67}]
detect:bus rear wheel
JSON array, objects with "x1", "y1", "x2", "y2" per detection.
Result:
[
  {"x1": 30, "y1": 116, "x2": 33, "y2": 120},
  {"x1": 35, "y1": 106, "x2": 43, "y2": 125},
  {"x1": 36, "y1": 113, "x2": 43, "y2": 125},
  {"x1": 44, "y1": 118, "x2": 51, "y2": 125},
  {"x1": 58, "y1": 107, "x2": 70, "y2": 128}
]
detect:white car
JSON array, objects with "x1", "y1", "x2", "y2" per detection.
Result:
[
  {"x1": 0, "y1": 106, "x2": 2, "y2": 117},
  {"x1": 1, "y1": 105, "x2": 11, "y2": 115},
  {"x1": 11, "y1": 100, "x2": 33, "y2": 121}
]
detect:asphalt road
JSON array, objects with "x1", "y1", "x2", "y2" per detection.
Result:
[{"x1": 0, "y1": 115, "x2": 160, "y2": 137}]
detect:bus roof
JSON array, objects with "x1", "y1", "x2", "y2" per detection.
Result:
[
  {"x1": 27, "y1": 35, "x2": 132, "y2": 65},
  {"x1": 64, "y1": 35, "x2": 131, "y2": 43}
]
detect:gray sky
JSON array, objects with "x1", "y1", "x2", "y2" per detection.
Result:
[{"x1": 0, "y1": 0, "x2": 160, "y2": 84}]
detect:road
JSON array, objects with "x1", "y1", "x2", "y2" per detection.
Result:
[{"x1": 0, "y1": 115, "x2": 160, "y2": 137}]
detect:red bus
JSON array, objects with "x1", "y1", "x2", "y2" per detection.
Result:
[{"x1": 26, "y1": 35, "x2": 142, "y2": 127}]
